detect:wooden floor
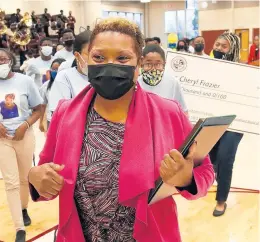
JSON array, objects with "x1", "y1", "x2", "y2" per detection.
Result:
[
  {"x1": 0, "y1": 181, "x2": 58, "y2": 242},
  {"x1": 0, "y1": 180, "x2": 259, "y2": 242}
]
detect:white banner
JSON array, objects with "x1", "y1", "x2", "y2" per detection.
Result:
[{"x1": 164, "y1": 51, "x2": 260, "y2": 190}]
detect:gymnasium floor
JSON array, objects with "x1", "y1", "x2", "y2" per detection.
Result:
[{"x1": 0, "y1": 127, "x2": 259, "y2": 242}]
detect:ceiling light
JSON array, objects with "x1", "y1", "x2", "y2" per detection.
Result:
[
  {"x1": 201, "y1": 1, "x2": 208, "y2": 8},
  {"x1": 140, "y1": 0, "x2": 151, "y2": 3}
]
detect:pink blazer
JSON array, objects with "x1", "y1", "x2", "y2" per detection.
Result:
[{"x1": 31, "y1": 84, "x2": 214, "y2": 242}]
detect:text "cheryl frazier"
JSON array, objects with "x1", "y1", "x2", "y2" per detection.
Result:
[{"x1": 180, "y1": 76, "x2": 220, "y2": 89}]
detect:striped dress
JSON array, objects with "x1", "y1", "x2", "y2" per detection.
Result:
[{"x1": 74, "y1": 105, "x2": 136, "y2": 242}]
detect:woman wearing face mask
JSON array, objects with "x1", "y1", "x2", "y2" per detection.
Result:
[
  {"x1": 212, "y1": 32, "x2": 240, "y2": 62},
  {"x1": 139, "y1": 44, "x2": 188, "y2": 114},
  {"x1": 176, "y1": 40, "x2": 188, "y2": 52},
  {"x1": 193, "y1": 36, "x2": 208, "y2": 57},
  {"x1": 54, "y1": 29, "x2": 75, "y2": 60},
  {"x1": 26, "y1": 37, "x2": 54, "y2": 88},
  {"x1": 210, "y1": 32, "x2": 243, "y2": 217},
  {"x1": 28, "y1": 18, "x2": 214, "y2": 242},
  {"x1": 48, "y1": 31, "x2": 90, "y2": 113},
  {"x1": 0, "y1": 48, "x2": 42, "y2": 242},
  {"x1": 39, "y1": 58, "x2": 66, "y2": 132}
]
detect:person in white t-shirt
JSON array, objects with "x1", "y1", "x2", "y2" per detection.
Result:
[
  {"x1": 49, "y1": 30, "x2": 90, "y2": 113},
  {"x1": 138, "y1": 44, "x2": 188, "y2": 114},
  {"x1": 20, "y1": 50, "x2": 34, "y2": 73},
  {"x1": 193, "y1": 36, "x2": 209, "y2": 57},
  {"x1": 26, "y1": 37, "x2": 55, "y2": 88},
  {"x1": 0, "y1": 48, "x2": 43, "y2": 242},
  {"x1": 54, "y1": 29, "x2": 75, "y2": 60},
  {"x1": 39, "y1": 58, "x2": 66, "y2": 132}
]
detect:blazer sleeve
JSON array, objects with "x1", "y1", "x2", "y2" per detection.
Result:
[
  {"x1": 30, "y1": 99, "x2": 69, "y2": 202},
  {"x1": 177, "y1": 105, "x2": 215, "y2": 200}
]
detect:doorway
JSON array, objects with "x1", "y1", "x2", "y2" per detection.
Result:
[
  {"x1": 235, "y1": 29, "x2": 249, "y2": 63},
  {"x1": 202, "y1": 30, "x2": 228, "y2": 55},
  {"x1": 253, "y1": 28, "x2": 260, "y2": 39}
]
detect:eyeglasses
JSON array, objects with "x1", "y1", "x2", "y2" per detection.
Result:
[
  {"x1": 0, "y1": 58, "x2": 11, "y2": 64},
  {"x1": 143, "y1": 63, "x2": 165, "y2": 70}
]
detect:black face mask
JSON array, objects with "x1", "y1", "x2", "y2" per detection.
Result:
[
  {"x1": 213, "y1": 50, "x2": 226, "y2": 59},
  {"x1": 177, "y1": 45, "x2": 185, "y2": 51},
  {"x1": 195, "y1": 43, "x2": 204, "y2": 53},
  {"x1": 88, "y1": 64, "x2": 136, "y2": 100},
  {"x1": 64, "y1": 40, "x2": 74, "y2": 47}
]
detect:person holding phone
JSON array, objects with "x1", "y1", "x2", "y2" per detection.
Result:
[{"x1": 28, "y1": 18, "x2": 214, "y2": 242}]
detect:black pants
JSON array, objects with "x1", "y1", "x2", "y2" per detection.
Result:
[
  {"x1": 44, "y1": 25, "x2": 49, "y2": 37},
  {"x1": 209, "y1": 131, "x2": 243, "y2": 202}
]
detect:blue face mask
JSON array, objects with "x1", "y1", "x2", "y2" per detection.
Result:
[{"x1": 50, "y1": 70, "x2": 57, "y2": 79}]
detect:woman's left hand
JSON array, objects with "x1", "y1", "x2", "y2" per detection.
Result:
[
  {"x1": 159, "y1": 142, "x2": 196, "y2": 187},
  {"x1": 13, "y1": 123, "x2": 28, "y2": 141}
]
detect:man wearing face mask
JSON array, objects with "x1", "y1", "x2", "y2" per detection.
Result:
[
  {"x1": 193, "y1": 36, "x2": 208, "y2": 57},
  {"x1": 26, "y1": 38, "x2": 54, "y2": 89},
  {"x1": 54, "y1": 29, "x2": 75, "y2": 60},
  {"x1": 49, "y1": 30, "x2": 90, "y2": 114}
]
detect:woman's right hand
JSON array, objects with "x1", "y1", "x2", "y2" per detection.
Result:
[
  {"x1": 29, "y1": 163, "x2": 65, "y2": 199},
  {"x1": 0, "y1": 123, "x2": 7, "y2": 138}
]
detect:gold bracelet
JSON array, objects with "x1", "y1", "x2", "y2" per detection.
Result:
[{"x1": 24, "y1": 121, "x2": 30, "y2": 129}]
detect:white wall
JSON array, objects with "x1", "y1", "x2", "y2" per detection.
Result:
[
  {"x1": 199, "y1": 7, "x2": 260, "y2": 43},
  {"x1": 101, "y1": 2, "x2": 145, "y2": 32},
  {"x1": 148, "y1": 1, "x2": 185, "y2": 48}
]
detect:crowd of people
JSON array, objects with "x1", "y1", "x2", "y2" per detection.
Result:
[
  {"x1": 0, "y1": 14, "x2": 257, "y2": 242},
  {"x1": 0, "y1": 7, "x2": 92, "y2": 74}
]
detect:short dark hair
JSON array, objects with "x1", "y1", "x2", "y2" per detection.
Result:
[
  {"x1": 145, "y1": 38, "x2": 154, "y2": 44},
  {"x1": 142, "y1": 44, "x2": 165, "y2": 61},
  {"x1": 60, "y1": 10, "x2": 63, "y2": 13},
  {"x1": 17, "y1": 9, "x2": 20, "y2": 12},
  {"x1": 61, "y1": 29, "x2": 73, "y2": 37},
  {"x1": 39, "y1": 37, "x2": 52, "y2": 46},
  {"x1": 90, "y1": 18, "x2": 144, "y2": 60},
  {"x1": 0, "y1": 48, "x2": 17, "y2": 69},
  {"x1": 153, "y1": 37, "x2": 161, "y2": 44},
  {"x1": 74, "y1": 30, "x2": 91, "y2": 53}
]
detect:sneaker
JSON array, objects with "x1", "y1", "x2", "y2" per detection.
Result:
[
  {"x1": 22, "y1": 209, "x2": 31, "y2": 226},
  {"x1": 15, "y1": 230, "x2": 26, "y2": 242}
]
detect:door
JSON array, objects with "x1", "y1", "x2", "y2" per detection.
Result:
[
  {"x1": 202, "y1": 30, "x2": 228, "y2": 55},
  {"x1": 235, "y1": 29, "x2": 249, "y2": 63},
  {"x1": 253, "y1": 28, "x2": 260, "y2": 39}
]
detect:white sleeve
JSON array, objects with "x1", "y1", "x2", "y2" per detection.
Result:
[
  {"x1": 173, "y1": 80, "x2": 188, "y2": 112},
  {"x1": 48, "y1": 72, "x2": 72, "y2": 112},
  {"x1": 26, "y1": 63, "x2": 39, "y2": 77}
]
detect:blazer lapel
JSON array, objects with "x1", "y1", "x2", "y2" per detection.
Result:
[
  {"x1": 57, "y1": 85, "x2": 95, "y2": 230},
  {"x1": 119, "y1": 85, "x2": 156, "y2": 226}
]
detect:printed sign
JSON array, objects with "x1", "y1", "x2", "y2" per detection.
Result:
[{"x1": 164, "y1": 51, "x2": 260, "y2": 190}]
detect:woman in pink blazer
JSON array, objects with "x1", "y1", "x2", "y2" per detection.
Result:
[{"x1": 28, "y1": 18, "x2": 214, "y2": 242}]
